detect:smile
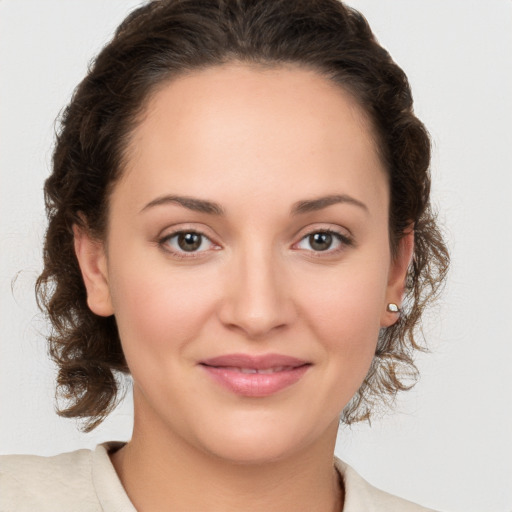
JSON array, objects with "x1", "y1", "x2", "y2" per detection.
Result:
[
  {"x1": 217, "y1": 366, "x2": 298, "y2": 374},
  {"x1": 199, "y1": 354, "x2": 311, "y2": 397}
]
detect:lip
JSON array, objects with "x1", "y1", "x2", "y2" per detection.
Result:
[{"x1": 199, "y1": 353, "x2": 311, "y2": 397}]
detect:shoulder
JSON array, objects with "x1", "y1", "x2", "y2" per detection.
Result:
[
  {"x1": 0, "y1": 442, "x2": 129, "y2": 512},
  {"x1": 335, "y1": 458, "x2": 440, "y2": 512},
  {"x1": 0, "y1": 447, "x2": 100, "y2": 512}
]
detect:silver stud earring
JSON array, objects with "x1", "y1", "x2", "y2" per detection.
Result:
[{"x1": 387, "y1": 303, "x2": 400, "y2": 313}]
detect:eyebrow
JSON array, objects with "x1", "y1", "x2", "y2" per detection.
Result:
[
  {"x1": 140, "y1": 193, "x2": 368, "y2": 216},
  {"x1": 140, "y1": 195, "x2": 225, "y2": 215},
  {"x1": 291, "y1": 194, "x2": 368, "y2": 215}
]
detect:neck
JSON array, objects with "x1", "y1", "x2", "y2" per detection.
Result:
[{"x1": 110, "y1": 396, "x2": 343, "y2": 512}]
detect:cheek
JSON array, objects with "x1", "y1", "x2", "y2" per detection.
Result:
[
  {"x1": 108, "y1": 260, "x2": 219, "y2": 361},
  {"x1": 297, "y1": 263, "x2": 388, "y2": 373}
]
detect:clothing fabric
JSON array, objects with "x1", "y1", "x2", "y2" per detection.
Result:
[{"x1": 0, "y1": 441, "x2": 438, "y2": 511}]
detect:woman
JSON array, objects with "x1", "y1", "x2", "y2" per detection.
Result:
[{"x1": 0, "y1": 0, "x2": 448, "y2": 510}]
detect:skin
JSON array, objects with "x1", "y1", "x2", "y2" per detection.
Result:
[{"x1": 74, "y1": 63, "x2": 413, "y2": 512}]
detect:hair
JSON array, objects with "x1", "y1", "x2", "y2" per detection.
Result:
[{"x1": 36, "y1": 0, "x2": 449, "y2": 432}]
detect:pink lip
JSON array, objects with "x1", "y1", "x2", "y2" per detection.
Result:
[{"x1": 199, "y1": 353, "x2": 311, "y2": 397}]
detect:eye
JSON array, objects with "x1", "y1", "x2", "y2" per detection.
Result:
[
  {"x1": 160, "y1": 231, "x2": 217, "y2": 255},
  {"x1": 295, "y1": 230, "x2": 351, "y2": 253}
]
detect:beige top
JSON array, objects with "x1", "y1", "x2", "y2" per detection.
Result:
[{"x1": 0, "y1": 441, "x2": 438, "y2": 511}]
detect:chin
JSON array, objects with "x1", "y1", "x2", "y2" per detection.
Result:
[
  {"x1": 191, "y1": 413, "x2": 323, "y2": 465},
  {"x1": 205, "y1": 436, "x2": 299, "y2": 465}
]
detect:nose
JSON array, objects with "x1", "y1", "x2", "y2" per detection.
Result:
[{"x1": 218, "y1": 245, "x2": 296, "y2": 339}]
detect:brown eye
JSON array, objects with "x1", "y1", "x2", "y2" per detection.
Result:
[
  {"x1": 295, "y1": 230, "x2": 350, "y2": 254},
  {"x1": 177, "y1": 233, "x2": 203, "y2": 252},
  {"x1": 161, "y1": 231, "x2": 216, "y2": 255},
  {"x1": 177, "y1": 232, "x2": 202, "y2": 251},
  {"x1": 308, "y1": 232, "x2": 333, "y2": 251}
]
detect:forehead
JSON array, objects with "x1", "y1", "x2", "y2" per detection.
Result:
[{"x1": 115, "y1": 62, "x2": 388, "y2": 216}]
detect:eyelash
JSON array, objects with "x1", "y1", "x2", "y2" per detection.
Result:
[
  {"x1": 294, "y1": 229, "x2": 353, "y2": 256},
  {"x1": 158, "y1": 228, "x2": 353, "y2": 259},
  {"x1": 158, "y1": 230, "x2": 219, "y2": 259}
]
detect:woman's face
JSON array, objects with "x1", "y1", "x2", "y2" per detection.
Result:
[{"x1": 78, "y1": 63, "x2": 409, "y2": 463}]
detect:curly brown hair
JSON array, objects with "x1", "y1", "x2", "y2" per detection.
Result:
[{"x1": 36, "y1": 0, "x2": 449, "y2": 432}]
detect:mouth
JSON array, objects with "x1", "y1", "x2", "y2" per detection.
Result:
[
  {"x1": 199, "y1": 353, "x2": 311, "y2": 397},
  {"x1": 211, "y1": 365, "x2": 302, "y2": 374}
]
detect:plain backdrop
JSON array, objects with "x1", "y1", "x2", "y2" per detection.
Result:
[{"x1": 1, "y1": 1, "x2": 511, "y2": 511}]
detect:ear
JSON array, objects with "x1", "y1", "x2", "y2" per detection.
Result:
[
  {"x1": 380, "y1": 228, "x2": 414, "y2": 327},
  {"x1": 73, "y1": 224, "x2": 114, "y2": 317}
]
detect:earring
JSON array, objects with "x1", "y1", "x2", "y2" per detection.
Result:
[{"x1": 387, "y1": 303, "x2": 400, "y2": 313}]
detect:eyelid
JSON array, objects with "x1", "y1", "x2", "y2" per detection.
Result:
[
  {"x1": 293, "y1": 223, "x2": 353, "y2": 241},
  {"x1": 291, "y1": 225, "x2": 354, "y2": 254},
  {"x1": 157, "y1": 225, "x2": 221, "y2": 258},
  {"x1": 155, "y1": 223, "x2": 354, "y2": 258}
]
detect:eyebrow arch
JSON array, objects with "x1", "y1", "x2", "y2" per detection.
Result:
[
  {"x1": 140, "y1": 195, "x2": 225, "y2": 215},
  {"x1": 291, "y1": 194, "x2": 368, "y2": 215}
]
